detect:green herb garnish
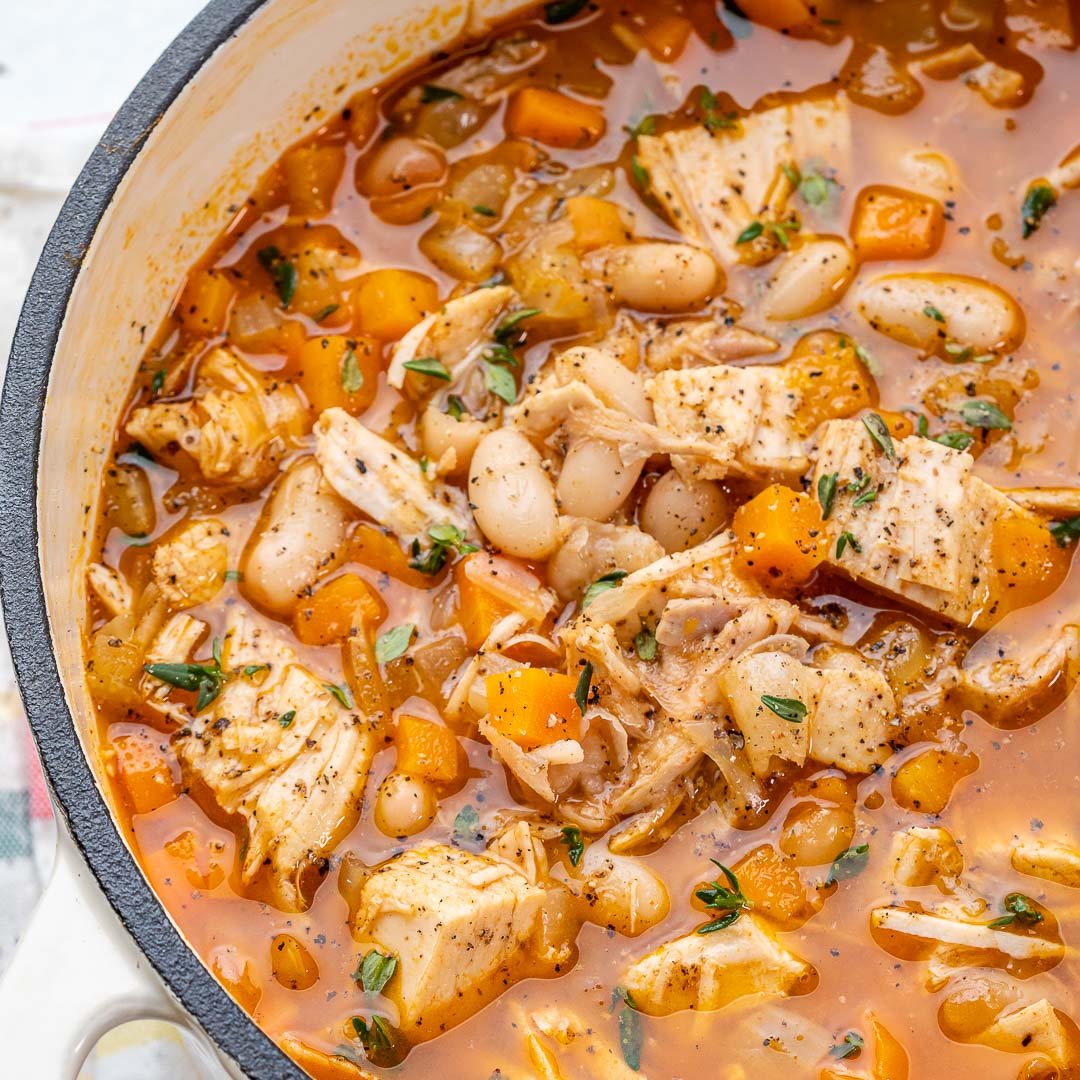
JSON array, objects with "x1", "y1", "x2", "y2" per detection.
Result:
[
  {"x1": 256, "y1": 245, "x2": 297, "y2": 308},
  {"x1": 403, "y1": 356, "x2": 451, "y2": 381},
  {"x1": 829, "y1": 1031, "x2": 864, "y2": 1060},
  {"x1": 583, "y1": 569, "x2": 628, "y2": 608},
  {"x1": 472, "y1": 204, "x2": 497, "y2": 217},
  {"x1": 356, "y1": 950, "x2": 398, "y2": 995},
  {"x1": 735, "y1": 221, "x2": 764, "y2": 244},
  {"x1": 610, "y1": 987, "x2": 643, "y2": 1071},
  {"x1": 374, "y1": 623, "x2": 415, "y2": 664},
  {"x1": 560, "y1": 826, "x2": 585, "y2": 867},
  {"x1": 313, "y1": 303, "x2": 340, "y2": 323},
  {"x1": 760, "y1": 694, "x2": 807, "y2": 723},
  {"x1": 1049, "y1": 515, "x2": 1080, "y2": 548},
  {"x1": 988, "y1": 892, "x2": 1044, "y2": 928},
  {"x1": 408, "y1": 523, "x2": 478, "y2": 575},
  {"x1": 826, "y1": 843, "x2": 870, "y2": 885},
  {"x1": 325, "y1": 682, "x2": 354, "y2": 709},
  {"x1": 277, "y1": 710, "x2": 296, "y2": 728},
  {"x1": 482, "y1": 359, "x2": 518, "y2": 404},
  {"x1": 144, "y1": 640, "x2": 229, "y2": 713},
  {"x1": 1021, "y1": 183, "x2": 1056, "y2": 239},
  {"x1": 494, "y1": 307, "x2": 542, "y2": 345},
  {"x1": 818, "y1": 472, "x2": 838, "y2": 520},
  {"x1": 634, "y1": 627, "x2": 658, "y2": 661},
  {"x1": 341, "y1": 348, "x2": 363, "y2": 393},
  {"x1": 545, "y1": 0, "x2": 589, "y2": 24},
  {"x1": 695, "y1": 859, "x2": 751, "y2": 932},
  {"x1": 923, "y1": 303, "x2": 946, "y2": 323},
  {"x1": 932, "y1": 430, "x2": 975, "y2": 451},
  {"x1": 574, "y1": 662, "x2": 594, "y2": 715},
  {"x1": 150, "y1": 369, "x2": 165, "y2": 397},
  {"x1": 959, "y1": 399, "x2": 1012, "y2": 430},
  {"x1": 420, "y1": 84, "x2": 462, "y2": 103},
  {"x1": 862, "y1": 413, "x2": 896, "y2": 460},
  {"x1": 836, "y1": 531, "x2": 861, "y2": 558},
  {"x1": 630, "y1": 155, "x2": 649, "y2": 190}
]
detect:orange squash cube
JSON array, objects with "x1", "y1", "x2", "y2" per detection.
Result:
[
  {"x1": 850, "y1": 185, "x2": 945, "y2": 262},
  {"x1": 785, "y1": 331, "x2": 875, "y2": 437},
  {"x1": 485, "y1": 668, "x2": 583, "y2": 750},
  {"x1": 395, "y1": 714, "x2": 462, "y2": 783},
  {"x1": 455, "y1": 555, "x2": 513, "y2": 650},
  {"x1": 734, "y1": 0, "x2": 812, "y2": 30},
  {"x1": 293, "y1": 572, "x2": 387, "y2": 646},
  {"x1": 176, "y1": 269, "x2": 236, "y2": 335},
  {"x1": 281, "y1": 143, "x2": 345, "y2": 218},
  {"x1": 564, "y1": 196, "x2": 631, "y2": 253},
  {"x1": 353, "y1": 268, "x2": 439, "y2": 341},
  {"x1": 731, "y1": 484, "x2": 828, "y2": 589},
  {"x1": 986, "y1": 506, "x2": 1068, "y2": 618},
  {"x1": 349, "y1": 524, "x2": 442, "y2": 589},
  {"x1": 505, "y1": 87, "x2": 606, "y2": 149},
  {"x1": 892, "y1": 746, "x2": 979, "y2": 814},
  {"x1": 640, "y1": 12, "x2": 693, "y2": 60},
  {"x1": 113, "y1": 730, "x2": 178, "y2": 815},
  {"x1": 297, "y1": 334, "x2": 380, "y2": 416}
]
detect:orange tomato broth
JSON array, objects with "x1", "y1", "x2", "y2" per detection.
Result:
[{"x1": 85, "y1": 1, "x2": 1080, "y2": 1077}]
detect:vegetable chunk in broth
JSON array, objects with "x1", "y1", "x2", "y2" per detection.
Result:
[{"x1": 84, "y1": 0, "x2": 1080, "y2": 1076}]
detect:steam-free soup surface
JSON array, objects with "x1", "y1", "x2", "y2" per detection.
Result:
[{"x1": 84, "y1": 1, "x2": 1080, "y2": 1077}]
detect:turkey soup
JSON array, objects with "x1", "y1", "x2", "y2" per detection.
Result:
[{"x1": 84, "y1": 0, "x2": 1080, "y2": 1077}]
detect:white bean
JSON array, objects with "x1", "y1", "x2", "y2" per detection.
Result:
[
  {"x1": 374, "y1": 772, "x2": 437, "y2": 838},
  {"x1": 639, "y1": 470, "x2": 729, "y2": 552},
  {"x1": 547, "y1": 519, "x2": 664, "y2": 601},
  {"x1": 858, "y1": 272, "x2": 1025, "y2": 352},
  {"x1": 359, "y1": 136, "x2": 446, "y2": 197},
  {"x1": 242, "y1": 457, "x2": 350, "y2": 615},
  {"x1": 899, "y1": 148, "x2": 960, "y2": 200},
  {"x1": 586, "y1": 241, "x2": 721, "y2": 313},
  {"x1": 555, "y1": 346, "x2": 653, "y2": 421},
  {"x1": 556, "y1": 440, "x2": 642, "y2": 521},
  {"x1": 578, "y1": 850, "x2": 669, "y2": 936},
  {"x1": 468, "y1": 428, "x2": 559, "y2": 558},
  {"x1": 419, "y1": 407, "x2": 492, "y2": 479},
  {"x1": 761, "y1": 237, "x2": 855, "y2": 320}
]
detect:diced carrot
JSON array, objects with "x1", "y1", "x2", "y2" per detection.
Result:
[
  {"x1": 348, "y1": 523, "x2": 441, "y2": 589},
  {"x1": 733, "y1": 845, "x2": 819, "y2": 930},
  {"x1": 640, "y1": 12, "x2": 693, "y2": 60},
  {"x1": 455, "y1": 554, "x2": 513, "y2": 650},
  {"x1": 785, "y1": 331, "x2": 875, "y2": 437},
  {"x1": 113, "y1": 731, "x2": 179, "y2": 815},
  {"x1": 297, "y1": 334, "x2": 381, "y2": 416},
  {"x1": 875, "y1": 409, "x2": 915, "y2": 439},
  {"x1": 346, "y1": 90, "x2": 380, "y2": 147},
  {"x1": 281, "y1": 143, "x2": 345, "y2": 218},
  {"x1": 731, "y1": 484, "x2": 828, "y2": 589},
  {"x1": 870, "y1": 1013, "x2": 909, "y2": 1080},
  {"x1": 395, "y1": 714, "x2": 462, "y2": 783},
  {"x1": 891, "y1": 746, "x2": 978, "y2": 814},
  {"x1": 564, "y1": 196, "x2": 631, "y2": 252},
  {"x1": 293, "y1": 572, "x2": 387, "y2": 646},
  {"x1": 353, "y1": 268, "x2": 440, "y2": 341},
  {"x1": 985, "y1": 505, "x2": 1068, "y2": 618},
  {"x1": 734, "y1": 0, "x2": 812, "y2": 31},
  {"x1": 485, "y1": 668, "x2": 583, "y2": 750},
  {"x1": 505, "y1": 87, "x2": 606, "y2": 150},
  {"x1": 176, "y1": 269, "x2": 236, "y2": 335},
  {"x1": 850, "y1": 185, "x2": 945, "y2": 263}
]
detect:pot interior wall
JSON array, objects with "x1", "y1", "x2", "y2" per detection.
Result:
[{"x1": 37, "y1": 0, "x2": 526, "y2": 845}]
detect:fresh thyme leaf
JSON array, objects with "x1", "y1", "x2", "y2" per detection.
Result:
[
  {"x1": 325, "y1": 682, "x2": 353, "y2": 709},
  {"x1": 959, "y1": 399, "x2": 1012, "y2": 430},
  {"x1": 150, "y1": 369, "x2": 165, "y2": 397},
  {"x1": 836, "y1": 530, "x2": 861, "y2": 558},
  {"x1": 923, "y1": 303, "x2": 946, "y2": 323},
  {"x1": 403, "y1": 356, "x2": 451, "y2": 381},
  {"x1": 452, "y1": 804, "x2": 484, "y2": 850},
  {"x1": 760, "y1": 694, "x2": 807, "y2": 723},
  {"x1": 768, "y1": 220, "x2": 796, "y2": 247},
  {"x1": 408, "y1": 523, "x2": 478, "y2": 575},
  {"x1": 829, "y1": 1032, "x2": 864, "y2": 1060},
  {"x1": 351, "y1": 1015, "x2": 396, "y2": 1065},
  {"x1": 862, "y1": 412, "x2": 896, "y2": 460},
  {"x1": 144, "y1": 652, "x2": 226, "y2": 714},
  {"x1": 545, "y1": 0, "x2": 589, "y2": 23},
  {"x1": 494, "y1": 307, "x2": 542, "y2": 345},
  {"x1": 1021, "y1": 182, "x2": 1056, "y2": 239},
  {"x1": 735, "y1": 221, "x2": 764, "y2": 244},
  {"x1": 696, "y1": 859, "x2": 751, "y2": 933},
  {"x1": 634, "y1": 627, "x2": 658, "y2": 662},
  {"x1": 420, "y1": 84, "x2": 462, "y2": 103},
  {"x1": 932, "y1": 430, "x2": 975, "y2": 451},
  {"x1": 242, "y1": 664, "x2": 269, "y2": 678},
  {"x1": 782, "y1": 162, "x2": 801, "y2": 187},
  {"x1": 256, "y1": 245, "x2": 297, "y2": 307},
  {"x1": 574, "y1": 662, "x2": 594, "y2": 716},
  {"x1": 798, "y1": 171, "x2": 839, "y2": 206},
  {"x1": 630, "y1": 155, "x2": 649, "y2": 190},
  {"x1": 817, "y1": 472, "x2": 838, "y2": 520},
  {"x1": 852, "y1": 487, "x2": 877, "y2": 508},
  {"x1": 278, "y1": 710, "x2": 296, "y2": 728},
  {"x1": 629, "y1": 114, "x2": 656, "y2": 138},
  {"x1": 313, "y1": 303, "x2": 340, "y2": 322},
  {"x1": 560, "y1": 826, "x2": 585, "y2": 867},
  {"x1": 610, "y1": 987, "x2": 643, "y2": 1070},
  {"x1": 357, "y1": 950, "x2": 398, "y2": 995},
  {"x1": 583, "y1": 569, "x2": 628, "y2": 608},
  {"x1": 446, "y1": 395, "x2": 466, "y2": 420},
  {"x1": 483, "y1": 359, "x2": 518, "y2": 404},
  {"x1": 472, "y1": 204, "x2": 497, "y2": 217},
  {"x1": 375, "y1": 624, "x2": 415, "y2": 664},
  {"x1": 341, "y1": 348, "x2": 364, "y2": 393},
  {"x1": 1049, "y1": 515, "x2": 1080, "y2": 548},
  {"x1": 944, "y1": 342, "x2": 973, "y2": 363},
  {"x1": 988, "y1": 892, "x2": 1044, "y2": 928},
  {"x1": 826, "y1": 843, "x2": 870, "y2": 885}
]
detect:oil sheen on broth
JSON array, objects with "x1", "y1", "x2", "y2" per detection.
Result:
[{"x1": 83, "y1": 1, "x2": 1080, "y2": 1077}]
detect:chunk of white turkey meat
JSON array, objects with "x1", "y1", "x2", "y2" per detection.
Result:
[
  {"x1": 975, "y1": 998, "x2": 1075, "y2": 1067},
  {"x1": 353, "y1": 843, "x2": 555, "y2": 1032},
  {"x1": 86, "y1": 563, "x2": 134, "y2": 618},
  {"x1": 522, "y1": 1005, "x2": 642, "y2": 1080},
  {"x1": 548, "y1": 518, "x2": 665, "y2": 602},
  {"x1": 175, "y1": 608, "x2": 377, "y2": 911},
  {"x1": 635, "y1": 96, "x2": 851, "y2": 263},
  {"x1": 623, "y1": 915, "x2": 815, "y2": 1014},
  {"x1": 890, "y1": 826, "x2": 964, "y2": 889},
  {"x1": 241, "y1": 456, "x2": 352, "y2": 616},
  {"x1": 638, "y1": 316, "x2": 780, "y2": 371},
  {"x1": 1012, "y1": 836, "x2": 1080, "y2": 889},
  {"x1": 812, "y1": 418, "x2": 1055, "y2": 627},
  {"x1": 314, "y1": 407, "x2": 471, "y2": 542},
  {"x1": 648, "y1": 362, "x2": 812, "y2": 482},
  {"x1": 386, "y1": 285, "x2": 518, "y2": 391},
  {"x1": 141, "y1": 611, "x2": 208, "y2": 724},
  {"x1": 719, "y1": 642, "x2": 896, "y2": 778},
  {"x1": 151, "y1": 519, "x2": 230, "y2": 609},
  {"x1": 126, "y1": 347, "x2": 305, "y2": 485}
]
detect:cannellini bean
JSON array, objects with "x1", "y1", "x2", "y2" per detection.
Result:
[
  {"x1": 639, "y1": 470, "x2": 729, "y2": 552},
  {"x1": 899, "y1": 148, "x2": 960, "y2": 200},
  {"x1": 585, "y1": 241, "x2": 721, "y2": 313},
  {"x1": 858, "y1": 272, "x2": 1025, "y2": 352},
  {"x1": 779, "y1": 799, "x2": 856, "y2": 866},
  {"x1": 469, "y1": 428, "x2": 559, "y2": 558},
  {"x1": 555, "y1": 345, "x2": 653, "y2": 421},
  {"x1": 578, "y1": 849, "x2": 669, "y2": 936},
  {"x1": 373, "y1": 772, "x2": 437, "y2": 838},
  {"x1": 419, "y1": 407, "x2": 493, "y2": 479},
  {"x1": 242, "y1": 457, "x2": 351, "y2": 615},
  {"x1": 761, "y1": 237, "x2": 855, "y2": 320},
  {"x1": 270, "y1": 934, "x2": 319, "y2": 991},
  {"x1": 556, "y1": 440, "x2": 642, "y2": 520},
  {"x1": 359, "y1": 136, "x2": 446, "y2": 197},
  {"x1": 547, "y1": 519, "x2": 664, "y2": 601}
]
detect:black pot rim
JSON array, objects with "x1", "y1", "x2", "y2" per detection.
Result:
[{"x1": 0, "y1": 2, "x2": 305, "y2": 1076}]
